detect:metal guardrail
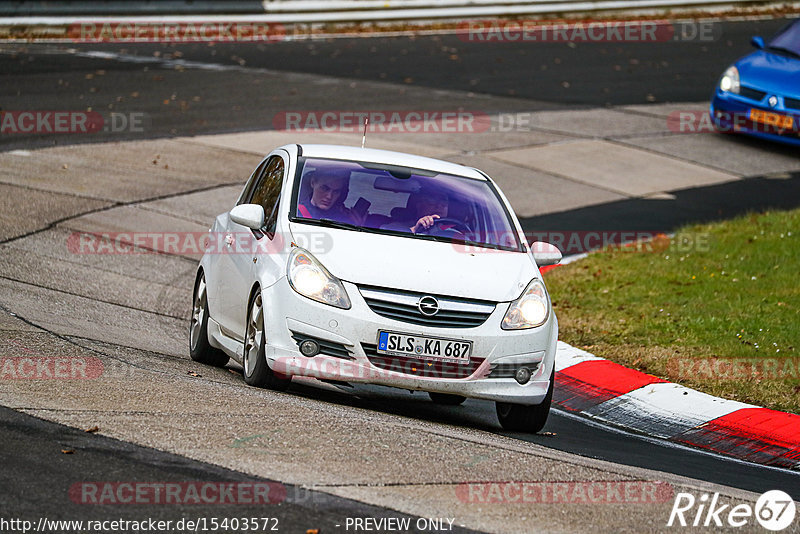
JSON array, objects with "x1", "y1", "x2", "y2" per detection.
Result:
[
  {"x1": 0, "y1": 2, "x2": 263, "y2": 16},
  {"x1": 0, "y1": 0, "x2": 790, "y2": 22},
  {"x1": 260, "y1": 0, "x2": 790, "y2": 22}
]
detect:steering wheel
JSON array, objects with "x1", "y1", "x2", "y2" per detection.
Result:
[{"x1": 428, "y1": 217, "x2": 472, "y2": 235}]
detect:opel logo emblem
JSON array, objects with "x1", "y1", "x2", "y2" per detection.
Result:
[
  {"x1": 417, "y1": 295, "x2": 439, "y2": 316},
  {"x1": 768, "y1": 95, "x2": 778, "y2": 107}
]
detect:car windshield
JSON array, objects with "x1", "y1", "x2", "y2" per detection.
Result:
[
  {"x1": 290, "y1": 157, "x2": 523, "y2": 252},
  {"x1": 768, "y1": 19, "x2": 800, "y2": 56}
]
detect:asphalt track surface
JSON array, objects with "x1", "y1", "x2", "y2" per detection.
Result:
[
  {"x1": 0, "y1": 18, "x2": 791, "y2": 151},
  {"x1": 275, "y1": 383, "x2": 800, "y2": 501},
  {"x1": 1, "y1": 406, "x2": 477, "y2": 533},
  {"x1": 1, "y1": 14, "x2": 800, "y2": 530}
]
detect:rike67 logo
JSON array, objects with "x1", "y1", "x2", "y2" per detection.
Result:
[{"x1": 667, "y1": 490, "x2": 796, "y2": 531}]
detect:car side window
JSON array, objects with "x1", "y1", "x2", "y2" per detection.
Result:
[
  {"x1": 249, "y1": 155, "x2": 285, "y2": 235},
  {"x1": 238, "y1": 158, "x2": 270, "y2": 206}
]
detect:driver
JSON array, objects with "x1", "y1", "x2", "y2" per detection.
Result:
[
  {"x1": 408, "y1": 191, "x2": 450, "y2": 233},
  {"x1": 382, "y1": 186, "x2": 458, "y2": 234}
]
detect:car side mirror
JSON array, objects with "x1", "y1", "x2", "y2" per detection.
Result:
[
  {"x1": 230, "y1": 204, "x2": 265, "y2": 230},
  {"x1": 531, "y1": 241, "x2": 562, "y2": 267},
  {"x1": 751, "y1": 36, "x2": 765, "y2": 49}
]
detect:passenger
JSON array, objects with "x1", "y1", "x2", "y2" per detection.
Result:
[{"x1": 296, "y1": 169, "x2": 355, "y2": 223}]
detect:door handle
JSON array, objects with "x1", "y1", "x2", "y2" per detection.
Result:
[{"x1": 225, "y1": 233, "x2": 234, "y2": 247}]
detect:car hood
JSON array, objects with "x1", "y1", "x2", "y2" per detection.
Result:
[
  {"x1": 289, "y1": 223, "x2": 537, "y2": 302},
  {"x1": 737, "y1": 50, "x2": 800, "y2": 96}
]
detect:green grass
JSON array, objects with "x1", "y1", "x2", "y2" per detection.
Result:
[{"x1": 546, "y1": 208, "x2": 800, "y2": 414}]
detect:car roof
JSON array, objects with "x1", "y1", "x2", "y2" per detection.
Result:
[{"x1": 284, "y1": 144, "x2": 487, "y2": 181}]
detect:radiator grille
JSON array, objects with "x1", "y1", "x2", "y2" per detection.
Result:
[
  {"x1": 739, "y1": 86, "x2": 766, "y2": 101},
  {"x1": 359, "y1": 286, "x2": 495, "y2": 328}
]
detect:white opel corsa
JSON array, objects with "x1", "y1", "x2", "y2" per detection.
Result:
[{"x1": 191, "y1": 144, "x2": 561, "y2": 432}]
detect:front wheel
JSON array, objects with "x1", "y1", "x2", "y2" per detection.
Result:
[
  {"x1": 189, "y1": 272, "x2": 229, "y2": 367},
  {"x1": 496, "y1": 368, "x2": 554, "y2": 433},
  {"x1": 243, "y1": 290, "x2": 291, "y2": 391}
]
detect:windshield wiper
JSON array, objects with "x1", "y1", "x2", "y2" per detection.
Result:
[
  {"x1": 454, "y1": 237, "x2": 520, "y2": 252},
  {"x1": 315, "y1": 218, "x2": 365, "y2": 232},
  {"x1": 416, "y1": 233, "x2": 516, "y2": 251},
  {"x1": 418, "y1": 233, "x2": 455, "y2": 244},
  {"x1": 766, "y1": 45, "x2": 800, "y2": 59}
]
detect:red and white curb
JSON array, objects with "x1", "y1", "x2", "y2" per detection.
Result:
[{"x1": 553, "y1": 341, "x2": 800, "y2": 470}]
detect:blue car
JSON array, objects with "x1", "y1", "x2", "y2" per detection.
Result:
[{"x1": 710, "y1": 19, "x2": 800, "y2": 146}]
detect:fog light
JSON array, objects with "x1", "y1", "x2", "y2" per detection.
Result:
[
  {"x1": 515, "y1": 367, "x2": 532, "y2": 385},
  {"x1": 299, "y1": 339, "x2": 320, "y2": 357}
]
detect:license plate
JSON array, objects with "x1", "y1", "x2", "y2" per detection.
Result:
[
  {"x1": 750, "y1": 108, "x2": 794, "y2": 129},
  {"x1": 377, "y1": 331, "x2": 472, "y2": 364}
]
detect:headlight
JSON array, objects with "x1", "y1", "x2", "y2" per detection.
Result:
[
  {"x1": 287, "y1": 247, "x2": 351, "y2": 309},
  {"x1": 719, "y1": 66, "x2": 740, "y2": 94},
  {"x1": 502, "y1": 279, "x2": 549, "y2": 330}
]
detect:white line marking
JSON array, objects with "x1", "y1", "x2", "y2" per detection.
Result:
[
  {"x1": 584, "y1": 382, "x2": 756, "y2": 439},
  {"x1": 554, "y1": 340, "x2": 603, "y2": 372}
]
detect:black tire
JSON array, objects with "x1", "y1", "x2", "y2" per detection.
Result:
[
  {"x1": 496, "y1": 368, "x2": 554, "y2": 433},
  {"x1": 189, "y1": 272, "x2": 229, "y2": 367},
  {"x1": 243, "y1": 290, "x2": 291, "y2": 391},
  {"x1": 428, "y1": 392, "x2": 467, "y2": 406}
]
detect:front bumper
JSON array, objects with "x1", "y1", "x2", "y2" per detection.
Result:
[
  {"x1": 261, "y1": 278, "x2": 557, "y2": 405},
  {"x1": 710, "y1": 90, "x2": 800, "y2": 147}
]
